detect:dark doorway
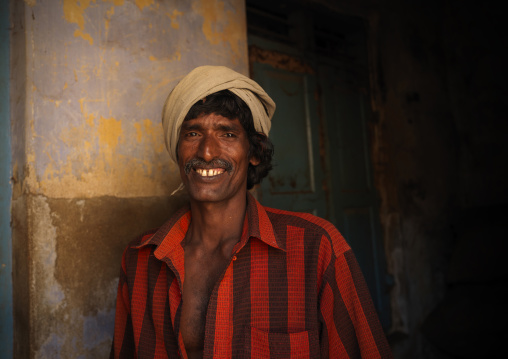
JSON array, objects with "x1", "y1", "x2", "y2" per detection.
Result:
[{"x1": 247, "y1": 0, "x2": 391, "y2": 329}]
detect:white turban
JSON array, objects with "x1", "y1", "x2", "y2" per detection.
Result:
[{"x1": 161, "y1": 66, "x2": 276, "y2": 163}]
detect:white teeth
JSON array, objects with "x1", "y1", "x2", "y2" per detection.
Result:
[{"x1": 196, "y1": 168, "x2": 224, "y2": 177}]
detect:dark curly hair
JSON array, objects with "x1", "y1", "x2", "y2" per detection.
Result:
[{"x1": 182, "y1": 90, "x2": 274, "y2": 190}]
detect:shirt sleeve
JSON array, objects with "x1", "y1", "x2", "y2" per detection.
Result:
[
  {"x1": 319, "y1": 247, "x2": 392, "y2": 358},
  {"x1": 110, "y1": 249, "x2": 137, "y2": 359}
]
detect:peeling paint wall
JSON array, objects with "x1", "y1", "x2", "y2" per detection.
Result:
[
  {"x1": 11, "y1": 0, "x2": 247, "y2": 357},
  {"x1": 24, "y1": 0, "x2": 247, "y2": 199}
]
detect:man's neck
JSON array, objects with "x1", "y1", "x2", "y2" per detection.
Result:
[{"x1": 186, "y1": 194, "x2": 247, "y2": 252}]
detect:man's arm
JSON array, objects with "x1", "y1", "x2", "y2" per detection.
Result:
[
  {"x1": 110, "y1": 250, "x2": 136, "y2": 359},
  {"x1": 320, "y1": 248, "x2": 392, "y2": 358}
]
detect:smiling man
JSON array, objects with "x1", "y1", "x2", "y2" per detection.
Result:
[{"x1": 110, "y1": 66, "x2": 392, "y2": 359}]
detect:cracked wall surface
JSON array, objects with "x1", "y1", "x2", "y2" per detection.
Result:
[{"x1": 11, "y1": 0, "x2": 247, "y2": 357}]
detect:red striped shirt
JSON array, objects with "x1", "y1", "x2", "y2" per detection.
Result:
[{"x1": 111, "y1": 194, "x2": 392, "y2": 358}]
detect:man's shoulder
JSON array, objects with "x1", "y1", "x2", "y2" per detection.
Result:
[
  {"x1": 261, "y1": 205, "x2": 350, "y2": 255},
  {"x1": 262, "y1": 205, "x2": 338, "y2": 235}
]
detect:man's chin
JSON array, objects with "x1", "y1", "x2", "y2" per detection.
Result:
[
  {"x1": 186, "y1": 184, "x2": 247, "y2": 205},
  {"x1": 185, "y1": 184, "x2": 225, "y2": 202},
  {"x1": 188, "y1": 193, "x2": 226, "y2": 204}
]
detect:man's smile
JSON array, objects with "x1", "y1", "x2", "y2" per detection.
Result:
[
  {"x1": 184, "y1": 158, "x2": 233, "y2": 176},
  {"x1": 194, "y1": 168, "x2": 225, "y2": 177}
]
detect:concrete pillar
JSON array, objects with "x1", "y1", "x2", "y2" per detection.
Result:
[{"x1": 10, "y1": 0, "x2": 247, "y2": 357}]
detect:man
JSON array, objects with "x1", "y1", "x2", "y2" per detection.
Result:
[{"x1": 111, "y1": 66, "x2": 392, "y2": 358}]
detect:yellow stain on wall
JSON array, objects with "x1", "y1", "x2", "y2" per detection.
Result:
[
  {"x1": 148, "y1": 49, "x2": 181, "y2": 62},
  {"x1": 167, "y1": 9, "x2": 183, "y2": 29},
  {"x1": 142, "y1": 119, "x2": 155, "y2": 143},
  {"x1": 37, "y1": 116, "x2": 177, "y2": 198},
  {"x1": 38, "y1": 154, "x2": 179, "y2": 198},
  {"x1": 135, "y1": 0, "x2": 154, "y2": 12},
  {"x1": 98, "y1": 116, "x2": 123, "y2": 149},
  {"x1": 78, "y1": 98, "x2": 97, "y2": 129},
  {"x1": 74, "y1": 29, "x2": 94, "y2": 45},
  {"x1": 98, "y1": 117, "x2": 123, "y2": 167},
  {"x1": 134, "y1": 123, "x2": 143, "y2": 144},
  {"x1": 79, "y1": 97, "x2": 86, "y2": 114},
  {"x1": 49, "y1": 99, "x2": 62, "y2": 108},
  {"x1": 86, "y1": 114, "x2": 95, "y2": 128},
  {"x1": 63, "y1": 0, "x2": 95, "y2": 45},
  {"x1": 63, "y1": 0, "x2": 91, "y2": 29},
  {"x1": 105, "y1": 6, "x2": 115, "y2": 30},
  {"x1": 106, "y1": 6, "x2": 115, "y2": 16},
  {"x1": 193, "y1": 0, "x2": 246, "y2": 63},
  {"x1": 133, "y1": 119, "x2": 165, "y2": 153}
]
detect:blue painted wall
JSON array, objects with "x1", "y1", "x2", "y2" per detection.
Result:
[{"x1": 0, "y1": 0, "x2": 13, "y2": 357}]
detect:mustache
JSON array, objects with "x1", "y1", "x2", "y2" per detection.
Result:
[{"x1": 184, "y1": 158, "x2": 233, "y2": 175}]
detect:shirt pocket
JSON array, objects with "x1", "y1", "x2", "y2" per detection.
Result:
[{"x1": 245, "y1": 326, "x2": 319, "y2": 359}]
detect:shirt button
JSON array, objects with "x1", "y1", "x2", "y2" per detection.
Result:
[{"x1": 232, "y1": 256, "x2": 237, "y2": 261}]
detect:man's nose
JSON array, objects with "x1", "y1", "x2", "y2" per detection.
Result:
[{"x1": 198, "y1": 134, "x2": 220, "y2": 162}]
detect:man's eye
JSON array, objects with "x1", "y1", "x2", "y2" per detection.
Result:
[
  {"x1": 224, "y1": 133, "x2": 235, "y2": 138},
  {"x1": 186, "y1": 132, "x2": 198, "y2": 137}
]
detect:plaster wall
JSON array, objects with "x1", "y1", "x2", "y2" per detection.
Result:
[{"x1": 11, "y1": 0, "x2": 248, "y2": 357}]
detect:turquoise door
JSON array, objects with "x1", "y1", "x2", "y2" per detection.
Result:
[
  {"x1": 253, "y1": 62, "x2": 327, "y2": 217},
  {"x1": 248, "y1": 5, "x2": 391, "y2": 328}
]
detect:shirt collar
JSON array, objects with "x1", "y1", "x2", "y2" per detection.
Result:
[
  {"x1": 133, "y1": 192, "x2": 286, "y2": 265},
  {"x1": 240, "y1": 192, "x2": 286, "y2": 252}
]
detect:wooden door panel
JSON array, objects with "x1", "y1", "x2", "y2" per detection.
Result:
[
  {"x1": 252, "y1": 62, "x2": 327, "y2": 217},
  {"x1": 319, "y1": 64, "x2": 391, "y2": 327},
  {"x1": 262, "y1": 69, "x2": 314, "y2": 194},
  {"x1": 330, "y1": 90, "x2": 371, "y2": 193}
]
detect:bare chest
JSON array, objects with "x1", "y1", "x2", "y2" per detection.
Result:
[{"x1": 180, "y1": 249, "x2": 232, "y2": 358}]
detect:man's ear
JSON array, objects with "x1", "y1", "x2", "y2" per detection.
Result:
[{"x1": 249, "y1": 156, "x2": 260, "y2": 166}]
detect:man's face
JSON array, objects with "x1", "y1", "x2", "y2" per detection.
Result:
[{"x1": 177, "y1": 113, "x2": 259, "y2": 204}]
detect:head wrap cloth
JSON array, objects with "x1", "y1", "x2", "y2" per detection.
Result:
[{"x1": 162, "y1": 66, "x2": 276, "y2": 163}]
